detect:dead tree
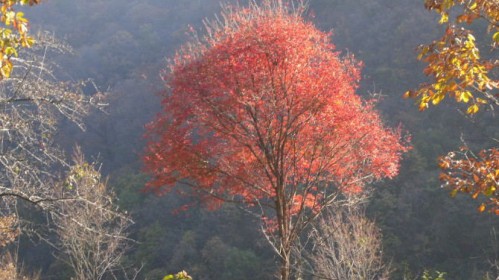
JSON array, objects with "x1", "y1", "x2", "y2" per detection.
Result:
[
  {"x1": 51, "y1": 149, "x2": 134, "y2": 280},
  {"x1": 0, "y1": 31, "x2": 105, "y2": 216},
  {"x1": 0, "y1": 32, "x2": 139, "y2": 279},
  {"x1": 307, "y1": 205, "x2": 391, "y2": 280}
]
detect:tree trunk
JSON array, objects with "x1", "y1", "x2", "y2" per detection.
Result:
[
  {"x1": 280, "y1": 253, "x2": 291, "y2": 280},
  {"x1": 276, "y1": 182, "x2": 292, "y2": 280}
]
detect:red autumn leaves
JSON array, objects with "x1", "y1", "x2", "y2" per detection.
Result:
[{"x1": 143, "y1": 3, "x2": 409, "y2": 214}]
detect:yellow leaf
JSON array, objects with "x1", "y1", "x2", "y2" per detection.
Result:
[
  {"x1": 485, "y1": 186, "x2": 496, "y2": 196},
  {"x1": 5, "y1": 11, "x2": 15, "y2": 26},
  {"x1": 432, "y1": 94, "x2": 445, "y2": 105},
  {"x1": 442, "y1": 0, "x2": 453, "y2": 9},
  {"x1": 21, "y1": 36, "x2": 34, "y2": 47},
  {"x1": 459, "y1": 91, "x2": 473, "y2": 103},
  {"x1": 493, "y1": 32, "x2": 499, "y2": 43},
  {"x1": 476, "y1": 98, "x2": 488, "y2": 104},
  {"x1": 466, "y1": 104, "x2": 479, "y2": 114},
  {"x1": 4, "y1": 46, "x2": 16, "y2": 57},
  {"x1": 439, "y1": 13, "x2": 449, "y2": 24},
  {"x1": 15, "y1": 11, "x2": 27, "y2": 23},
  {"x1": 0, "y1": 59, "x2": 12, "y2": 78}
]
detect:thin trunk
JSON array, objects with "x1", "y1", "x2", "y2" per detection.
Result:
[
  {"x1": 280, "y1": 257, "x2": 290, "y2": 280},
  {"x1": 276, "y1": 181, "x2": 292, "y2": 280}
]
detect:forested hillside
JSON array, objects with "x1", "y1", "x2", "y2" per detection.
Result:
[{"x1": 1, "y1": 0, "x2": 497, "y2": 279}]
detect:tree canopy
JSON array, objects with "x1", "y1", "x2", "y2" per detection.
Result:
[{"x1": 144, "y1": 1, "x2": 409, "y2": 279}]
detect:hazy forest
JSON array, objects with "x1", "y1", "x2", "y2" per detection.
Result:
[{"x1": 0, "y1": 0, "x2": 498, "y2": 279}]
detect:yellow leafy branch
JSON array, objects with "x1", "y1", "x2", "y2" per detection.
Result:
[
  {"x1": 0, "y1": 0, "x2": 40, "y2": 79},
  {"x1": 405, "y1": 0, "x2": 498, "y2": 114}
]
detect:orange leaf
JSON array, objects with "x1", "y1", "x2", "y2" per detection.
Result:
[
  {"x1": 473, "y1": 174, "x2": 480, "y2": 183},
  {"x1": 478, "y1": 203, "x2": 486, "y2": 212}
]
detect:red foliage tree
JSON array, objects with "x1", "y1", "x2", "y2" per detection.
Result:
[{"x1": 144, "y1": 1, "x2": 409, "y2": 279}]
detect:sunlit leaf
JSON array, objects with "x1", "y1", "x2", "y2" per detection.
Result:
[
  {"x1": 460, "y1": 91, "x2": 473, "y2": 103},
  {"x1": 432, "y1": 93, "x2": 445, "y2": 105},
  {"x1": 439, "y1": 13, "x2": 449, "y2": 24},
  {"x1": 0, "y1": 0, "x2": 40, "y2": 79},
  {"x1": 466, "y1": 104, "x2": 479, "y2": 114},
  {"x1": 478, "y1": 203, "x2": 486, "y2": 212},
  {"x1": 493, "y1": 32, "x2": 499, "y2": 43}
]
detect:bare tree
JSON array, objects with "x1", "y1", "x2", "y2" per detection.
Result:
[
  {"x1": 0, "y1": 252, "x2": 41, "y2": 280},
  {"x1": 0, "y1": 32, "x2": 140, "y2": 279},
  {"x1": 0, "y1": 31, "x2": 105, "y2": 216},
  {"x1": 50, "y1": 148, "x2": 134, "y2": 280},
  {"x1": 0, "y1": 218, "x2": 38, "y2": 280},
  {"x1": 0, "y1": 30, "x2": 104, "y2": 275},
  {"x1": 0, "y1": 215, "x2": 19, "y2": 247},
  {"x1": 307, "y1": 205, "x2": 391, "y2": 280}
]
